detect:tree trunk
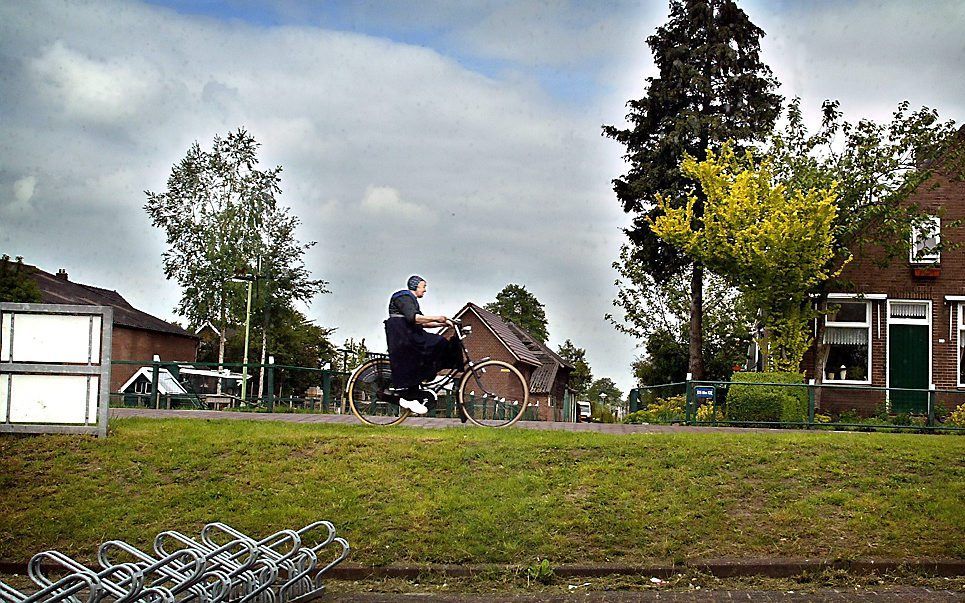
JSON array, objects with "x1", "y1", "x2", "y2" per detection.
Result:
[
  {"x1": 812, "y1": 294, "x2": 830, "y2": 411},
  {"x1": 217, "y1": 308, "x2": 226, "y2": 395},
  {"x1": 689, "y1": 262, "x2": 706, "y2": 380},
  {"x1": 258, "y1": 328, "x2": 267, "y2": 401}
]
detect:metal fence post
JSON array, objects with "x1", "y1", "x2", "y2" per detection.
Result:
[
  {"x1": 266, "y1": 356, "x2": 275, "y2": 412},
  {"x1": 807, "y1": 379, "x2": 816, "y2": 429},
  {"x1": 151, "y1": 354, "x2": 161, "y2": 409},
  {"x1": 928, "y1": 383, "x2": 936, "y2": 427},
  {"x1": 685, "y1": 373, "x2": 693, "y2": 425}
]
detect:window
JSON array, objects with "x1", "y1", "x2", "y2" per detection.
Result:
[
  {"x1": 910, "y1": 216, "x2": 940, "y2": 264},
  {"x1": 824, "y1": 301, "x2": 871, "y2": 382}
]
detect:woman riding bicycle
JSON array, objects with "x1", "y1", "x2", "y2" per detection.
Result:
[{"x1": 385, "y1": 275, "x2": 464, "y2": 414}]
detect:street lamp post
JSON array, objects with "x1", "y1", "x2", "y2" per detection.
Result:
[
  {"x1": 231, "y1": 272, "x2": 256, "y2": 403},
  {"x1": 599, "y1": 392, "x2": 607, "y2": 421}
]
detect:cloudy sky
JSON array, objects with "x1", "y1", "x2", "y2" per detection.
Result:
[{"x1": 2, "y1": 0, "x2": 964, "y2": 394}]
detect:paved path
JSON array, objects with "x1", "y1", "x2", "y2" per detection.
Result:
[
  {"x1": 323, "y1": 587, "x2": 964, "y2": 601},
  {"x1": 110, "y1": 408, "x2": 812, "y2": 435}
]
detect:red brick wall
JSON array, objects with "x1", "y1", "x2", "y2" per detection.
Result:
[
  {"x1": 458, "y1": 309, "x2": 546, "y2": 417},
  {"x1": 805, "y1": 165, "x2": 965, "y2": 415},
  {"x1": 110, "y1": 327, "x2": 198, "y2": 391}
]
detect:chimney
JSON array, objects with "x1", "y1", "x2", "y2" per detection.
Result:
[{"x1": 56, "y1": 269, "x2": 68, "y2": 281}]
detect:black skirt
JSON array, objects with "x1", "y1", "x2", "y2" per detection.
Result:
[{"x1": 384, "y1": 317, "x2": 464, "y2": 389}]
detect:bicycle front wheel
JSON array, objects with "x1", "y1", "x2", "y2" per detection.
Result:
[
  {"x1": 347, "y1": 358, "x2": 409, "y2": 426},
  {"x1": 458, "y1": 360, "x2": 529, "y2": 427}
]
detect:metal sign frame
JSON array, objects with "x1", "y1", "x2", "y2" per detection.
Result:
[{"x1": 0, "y1": 303, "x2": 113, "y2": 437}]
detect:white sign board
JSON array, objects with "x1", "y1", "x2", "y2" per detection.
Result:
[{"x1": 0, "y1": 303, "x2": 112, "y2": 437}]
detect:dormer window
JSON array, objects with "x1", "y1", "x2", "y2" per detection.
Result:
[{"x1": 910, "y1": 215, "x2": 940, "y2": 264}]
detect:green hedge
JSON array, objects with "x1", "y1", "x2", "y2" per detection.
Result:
[{"x1": 727, "y1": 372, "x2": 808, "y2": 424}]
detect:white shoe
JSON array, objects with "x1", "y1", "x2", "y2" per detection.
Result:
[{"x1": 399, "y1": 398, "x2": 428, "y2": 415}]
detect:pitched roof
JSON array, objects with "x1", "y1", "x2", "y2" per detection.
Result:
[
  {"x1": 529, "y1": 363, "x2": 559, "y2": 393},
  {"x1": 457, "y1": 303, "x2": 541, "y2": 366},
  {"x1": 25, "y1": 265, "x2": 197, "y2": 339},
  {"x1": 455, "y1": 302, "x2": 573, "y2": 393}
]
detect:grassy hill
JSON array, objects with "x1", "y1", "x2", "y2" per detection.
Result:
[{"x1": 1, "y1": 418, "x2": 962, "y2": 565}]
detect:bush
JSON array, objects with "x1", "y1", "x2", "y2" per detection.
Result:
[
  {"x1": 727, "y1": 372, "x2": 807, "y2": 424},
  {"x1": 949, "y1": 403, "x2": 965, "y2": 428},
  {"x1": 696, "y1": 402, "x2": 724, "y2": 422},
  {"x1": 624, "y1": 395, "x2": 685, "y2": 424}
]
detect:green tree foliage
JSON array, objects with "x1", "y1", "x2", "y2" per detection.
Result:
[
  {"x1": 484, "y1": 284, "x2": 549, "y2": 342},
  {"x1": 340, "y1": 338, "x2": 369, "y2": 373},
  {"x1": 632, "y1": 329, "x2": 688, "y2": 386},
  {"x1": 0, "y1": 255, "x2": 42, "y2": 303},
  {"x1": 265, "y1": 307, "x2": 337, "y2": 397},
  {"x1": 651, "y1": 143, "x2": 839, "y2": 371},
  {"x1": 201, "y1": 307, "x2": 335, "y2": 397},
  {"x1": 612, "y1": 265, "x2": 752, "y2": 384},
  {"x1": 556, "y1": 339, "x2": 592, "y2": 396},
  {"x1": 603, "y1": 0, "x2": 782, "y2": 379},
  {"x1": 586, "y1": 377, "x2": 624, "y2": 421},
  {"x1": 144, "y1": 129, "x2": 327, "y2": 374},
  {"x1": 771, "y1": 99, "x2": 960, "y2": 269}
]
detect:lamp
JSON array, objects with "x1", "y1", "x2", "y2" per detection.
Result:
[{"x1": 230, "y1": 271, "x2": 257, "y2": 403}]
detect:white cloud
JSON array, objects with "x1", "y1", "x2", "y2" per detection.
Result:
[
  {"x1": 28, "y1": 40, "x2": 173, "y2": 124},
  {"x1": 2, "y1": 175, "x2": 38, "y2": 218},
  {"x1": 360, "y1": 185, "x2": 437, "y2": 223}
]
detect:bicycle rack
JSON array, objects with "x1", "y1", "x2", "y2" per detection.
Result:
[{"x1": 0, "y1": 521, "x2": 349, "y2": 603}]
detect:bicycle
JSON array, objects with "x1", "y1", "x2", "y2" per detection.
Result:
[{"x1": 344, "y1": 319, "x2": 531, "y2": 427}]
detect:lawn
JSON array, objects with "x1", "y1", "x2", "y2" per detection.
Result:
[{"x1": 0, "y1": 418, "x2": 962, "y2": 566}]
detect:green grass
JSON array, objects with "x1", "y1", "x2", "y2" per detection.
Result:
[{"x1": 1, "y1": 418, "x2": 963, "y2": 565}]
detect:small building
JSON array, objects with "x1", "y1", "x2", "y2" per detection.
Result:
[
  {"x1": 118, "y1": 365, "x2": 248, "y2": 407},
  {"x1": 803, "y1": 127, "x2": 965, "y2": 416},
  {"x1": 452, "y1": 303, "x2": 574, "y2": 421},
  {"x1": 26, "y1": 265, "x2": 199, "y2": 392}
]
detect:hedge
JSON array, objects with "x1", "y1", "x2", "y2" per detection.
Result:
[{"x1": 727, "y1": 371, "x2": 808, "y2": 424}]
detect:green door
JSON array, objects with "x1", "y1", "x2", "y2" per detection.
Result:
[{"x1": 888, "y1": 324, "x2": 929, "y2": 413}]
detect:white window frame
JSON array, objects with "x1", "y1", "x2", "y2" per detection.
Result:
[
  {"x1": 824, "y1": 299, "x2": 872, "y2": 384},
  {"x1": 909, "y1": 215, "x2": 941, "y2": 264},
  {"x1": 958, "y1": 304, "x2": 965, "y2": 388}
]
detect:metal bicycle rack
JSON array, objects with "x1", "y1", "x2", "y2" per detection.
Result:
[{"x1": 0, "y1": 521, "x2": 349, "y2": 603}]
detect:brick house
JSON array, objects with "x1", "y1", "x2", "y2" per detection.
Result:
[
  {"x1": 27, "y1": 265, "x2": 199, "y2": 392},
  {"x1": 451, "y1": 303, "x2": 574, "y2": 421},
  {"x1": 804, "y1": 129, "x2": 965, "y2": 416}
]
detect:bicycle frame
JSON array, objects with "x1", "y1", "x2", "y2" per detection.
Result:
[{"x1": 420, "y1": 319, "x2": 495, "y2": 401}]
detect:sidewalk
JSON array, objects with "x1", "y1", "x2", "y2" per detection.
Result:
[{"x1": 109, "y1": 407, "x2": 804, "y2": 435}]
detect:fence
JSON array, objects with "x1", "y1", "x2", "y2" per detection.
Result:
[
  {"x1": 110, "y1": 357, "x2": 552, "y2": 422},
  {"x1": 110, "y1": 358, "x2": 350, "y2": 414},
  {"x1": 629, "y1": 377, "x2": 965, "y2": 433}
]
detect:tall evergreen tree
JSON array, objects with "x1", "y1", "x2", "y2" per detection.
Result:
[
  {"x1": 603, "y1": 0, "x2": 781, "y2": 379},
  {"x1": 485, "y1": 284, "x2": 549, "y2": 342},
  {"x1": 557, "y1": 339, "x2": 593, "y2": 396}
]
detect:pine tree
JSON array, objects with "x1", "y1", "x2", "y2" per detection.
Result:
[
  {"x1": 603, "y1": 0, "x2": 781, "y2": 379},
  {"x1": 485, "y1": 284, "x2": 549, "y2": 343}
]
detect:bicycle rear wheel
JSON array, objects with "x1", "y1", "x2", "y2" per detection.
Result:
[
  {"x1": 347, "y1": 358, "x2": 409, "y2": 426},
  {"x1": 458, "y1": 360, "x2": 529, "y2": 427}
]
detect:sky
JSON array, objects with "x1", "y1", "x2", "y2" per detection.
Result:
[{"x1": 2, "y1": 0, "x2": 964, "y2": 395}]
